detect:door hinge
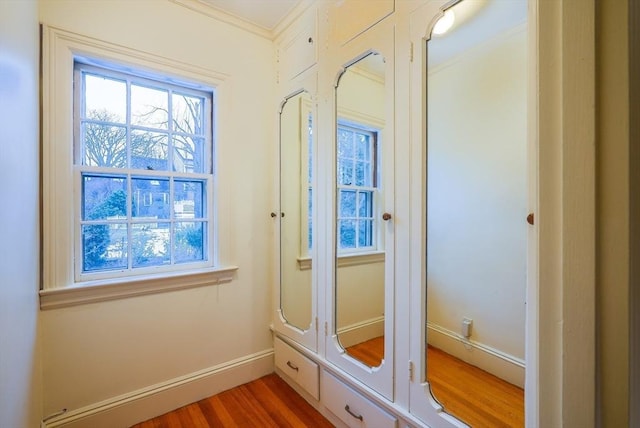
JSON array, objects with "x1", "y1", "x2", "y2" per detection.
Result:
[
  {"x1": 409, "y1": 42, "x2": 414, "y2": 62},
  {"x1": 409, "y1": 360, "x2": 415, "y2": 381},
  {"x1": 324, "y1": 321, "x2": 328, "y2": 336},
  {"x1": 315, "y1": 317, "x2": 319, "y2": 332}
]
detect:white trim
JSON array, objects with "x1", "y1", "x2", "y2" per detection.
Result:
[
  {"x1": 40, "y1": 265, "x2": 238, "y2": 309},
  {"x1": 337, "y1": 251, "x2": 385, "y2": 267},
  {"x1": 41, "y1": 349, "x2": 274, "y2": 428},
  {"x1": 42, "y1": 26, "x2": 230, "y2": 295},
  {"x1": 427, "y1": 322, "x2": 525, "y2": 388},
  {"x1": 169, "y1": 0, "x2": 316, "y2": 41},
  {"x1": 298, "y1": 251, "x2": 384, "y2": 271},
  {"x1": 169, "y1": 0, "x2": 272, "y2": 39},
  {"x1": 336, "y1": 316, "x2": 385, "y2": 348}
]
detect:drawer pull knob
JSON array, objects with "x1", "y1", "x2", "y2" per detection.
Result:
[
  {"x1": 345, "y1": 405, "x2": 363, "y2": 421},
  {"x1": 286, "y1": 361, "x2": 299, "y2": 371}
]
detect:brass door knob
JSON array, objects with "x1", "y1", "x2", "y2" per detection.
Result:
[{"x1": 382, "y1": 213, "x2": 392, "y2": 221}]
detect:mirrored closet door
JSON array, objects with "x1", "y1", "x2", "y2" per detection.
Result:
[
  {"x1": 275, "y1": 88, "x2": 317, "y2": 352},
  {"x1": 324, "y1": 20, "x2": 395, "y2": 400},
  {"x1": 409, "y1": 0, "x2": 528, "y2": 426}
]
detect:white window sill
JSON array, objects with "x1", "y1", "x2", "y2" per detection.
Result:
[
  {"x1": 297, "y1": 251, "x2": 385, "y2": 271},
  {"x1": 39, "y1": 265, "x2": 238, "y2": 310}
]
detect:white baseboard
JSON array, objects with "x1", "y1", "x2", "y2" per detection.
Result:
[
  {"x1": 427, "y1": 322, "x2": 525, "y2": 388},
  {"x1": 336, "y1": 316, "x2": 384, "y2": 348},
  {"x1": 43, "y1": 350, "x2": 274, "y2": 428}
]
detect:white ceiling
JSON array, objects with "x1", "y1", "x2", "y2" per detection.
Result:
[{"x1": 199, "y1": 0, "x2": 300, "y2": 30}]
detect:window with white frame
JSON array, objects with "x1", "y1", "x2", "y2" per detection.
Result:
[
  {"x1": 74, "y1": 61, "x2": 214, "y2": 278},
  {"x1": 336, "y1": 122, "x2": 378, "y2": 252}
]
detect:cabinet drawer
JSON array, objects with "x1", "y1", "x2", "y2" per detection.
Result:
[
  {"x1": 274, "y1": 337, "x2": 319, "y2": 400},
  {"x1": 322, "y1": 371, "x2": 397, "y2": 428}
]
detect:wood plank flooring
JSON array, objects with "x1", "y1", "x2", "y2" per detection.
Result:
[
  {"x1": 133, "y1": 339, "x2": 523, "y2": 427},
  {"x1": 345, "y1": 336, "x2": 524, "y2": 427},
  {"x1": 130, "y1": 373, "x2": 333, "y2": 428}
]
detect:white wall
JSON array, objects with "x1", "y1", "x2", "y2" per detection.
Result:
[
  {"x1": 39, "y1": 0, "x2": 276, "y2": 422},
  {"x1": 426, "y1": 28, "x2": 527, "y2": 363},
  {"x1": 0, "y1": 0, "x2": 43, "y2": 426}
]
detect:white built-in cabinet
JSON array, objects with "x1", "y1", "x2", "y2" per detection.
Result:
[{"x1": 273, "y1": 1, "x2": 473, "y2": 427}]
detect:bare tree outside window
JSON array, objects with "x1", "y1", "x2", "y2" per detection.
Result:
[{"x1": 76, "y1": 62, "x2": 212, "y2": 275}]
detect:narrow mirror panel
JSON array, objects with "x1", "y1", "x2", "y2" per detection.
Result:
[
  {"x1": 335, "y1": 52, "x2": 386, "y2": 368},
  {"x1": 425, "y1": 0, "x2": 527, "y2": 425},
  {"x1": 280, "y1": 91, "x2": 314, "y2": 332}
]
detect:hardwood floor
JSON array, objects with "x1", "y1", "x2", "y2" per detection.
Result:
[
  {"x1": 133, "y1": 339, "x2": 523, "y2": 428},
  {"x1": 130, "y1": 373, "x2": 333, "y2": 428},
  {"x1": 345, "y1": 337, "x2": 524, "y2": 427}
]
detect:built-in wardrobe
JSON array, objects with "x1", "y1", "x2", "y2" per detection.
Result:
[{"x1": 271, "y1": 0, "x2": 529, "y2": 427}]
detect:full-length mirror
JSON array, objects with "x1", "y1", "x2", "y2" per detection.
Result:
[
  {"x1": 424, "y1": 0, "x2": 527, "y2": 425},
  {"x1": 279, "y1": 90, "x2": 313, "y2": 335},
  {"x1": 335, "y1": 52, "x2": 387, "y2": 368}
]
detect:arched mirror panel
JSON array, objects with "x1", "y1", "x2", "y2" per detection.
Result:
[
  {"x1": 410, "y1": 0, "x2": 528, "y2": 426},
  {"x1": 277, "y1": 89, "x2": 316, "y2": 351},
  {"x1": 325, "y1": 22, "x2": 395, "y2": 399},
  {"x1": 335, "y1": 52, "x2": 387, "y2": 369}
]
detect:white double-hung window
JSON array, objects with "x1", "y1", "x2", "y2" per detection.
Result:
[
  {"x1": 75, "y1": 62, "x2": 213, "y2": 278},
  {"x1": 336, "y1": 122, "x2": 378, "y2": 252},
  {"x1": 40, "y1": 27, "x2": 235, "y2": 308}
]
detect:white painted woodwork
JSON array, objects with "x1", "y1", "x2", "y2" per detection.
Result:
[
  {"x1": 274, "y1": 337, "x2": 320, "y2": 400},
  {"x1": 272, "y1": 69, "x2": 319, "y2": 352},
  {"x1": 277, "y1": 5, "x2": 318, "y2": 81},
  {"x1": 322, "y1": 18, "x2": 396, "y2": 401},
  {"x1": 322, "y1": 371, "x2": 397, "y2": 428},
  {"x1": 0, "y1": 2, "x2": 43, "y2": 428}
]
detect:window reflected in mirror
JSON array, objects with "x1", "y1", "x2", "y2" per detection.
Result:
[
  {"x1": 279, "y1": 90, "x2": 313, "y2": 332},
  {"x1": 335, "y1": 52, "x2": 386, "y2": 368}
]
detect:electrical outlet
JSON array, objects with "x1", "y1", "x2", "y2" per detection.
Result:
[{"x1": 462, "y1": 318, "x2": 473, "y2": 338}]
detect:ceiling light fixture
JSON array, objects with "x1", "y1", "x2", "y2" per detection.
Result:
[{"x1": 433, "y1": 9, "x2": 455, "y2": 35}]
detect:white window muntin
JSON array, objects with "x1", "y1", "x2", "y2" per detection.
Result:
[
  {"x1": 73, "y1": 61, "x2": 215, "y2": 282},
  {"x1": 336, "y1": 122, "x2": 379, "y2": 253}
]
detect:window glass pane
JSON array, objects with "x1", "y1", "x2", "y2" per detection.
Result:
[
  {"x1": 82, "y1": 223, "x2": 128, "y2": 271},
  {"x1": 308, "y1": 114, "x2": 313, "y2": 182},
  {"x1": 173, "y1": 136, "x2": 204, "y2": 173},
  {"x1": 174, "y1": 222, "x2": 205, "y2": 263},
  {"x1": 174, "y1": 180, "x2": 204, "y2": 218},
  {"x1": 82, "y1": 123, "x2": 127, "y2": 167},
  {"x1": 172, "y1": 93, "x2": 204, "y2": 135},
  {"x1": 356, "y1": 134, "x2": 370, "y2": 160},
  {"x1": 338, "y1": 129, "x2": 353, "y2": 159},
  {"x1": 84, "y1": 74, "x2": 126, "y2": 123},
  {"x1": 308, "y1": 187, "x2": 313, "y2": 250},
  {"x1": 340, "y1": 190, "x2": 357, "y2": 217},
  {"x1": 131, "y1": 130, "x2": 169, "y2": 171},
  {"x1": 358, "y1": 219, "x2": 373, "y2": 247},
  {"x1": 339, "y1": 219, "x2": 356, "y2": 249},
  {"x1": 132, "y1": 178, "x2": 170, "y2": 219},
  {"x1": 132, "y1": 222, "x2": 170, "y2": 267},
  {"x1": 131, "y1": 84, "x2": 168, "y2": 129},
  {"x1": 355, "y1": 161, "x2": 367, "y2": 186},
  {"x1": 338, "y1": 160, "x2": 353, "y2": 186},
  {"x1": 82, "y1": 175, "x2": 127, "y2": 220},
  {"x1": 358, "y1": 191, "x2": 373, "y2": 217}
]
